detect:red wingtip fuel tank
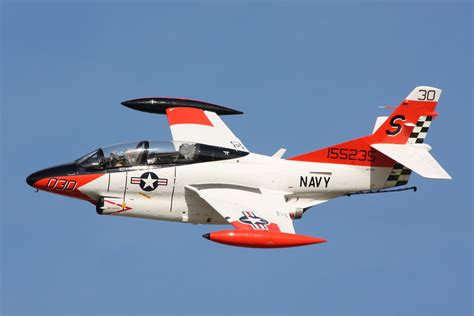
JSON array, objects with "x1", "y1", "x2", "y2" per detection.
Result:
[{"x1": 202, "y1": 230, "x2": 327, "y2": 248}]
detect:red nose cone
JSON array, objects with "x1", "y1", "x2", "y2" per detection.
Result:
[
  {"x1": 27, "y1": 173, "x2": 103, "y2": 203},
  {"x1": 203, "y1": 230, "x2": 327, "y2": 248}
]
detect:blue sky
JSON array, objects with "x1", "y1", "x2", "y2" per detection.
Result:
[{"x1": 1, "y1": 1, "x2": 472, "y2": 315}]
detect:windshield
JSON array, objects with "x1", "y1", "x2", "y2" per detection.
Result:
[
  {"x1": 76, "y1": 140, "x2": 247, "y2": 171},
  {"x1": 76, "y1": 149, "x2": 105, "y2": 171}
]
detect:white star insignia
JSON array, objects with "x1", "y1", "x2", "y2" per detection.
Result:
[{"x1": 142, "y1": 173, "x2": 157, "y2": 189}]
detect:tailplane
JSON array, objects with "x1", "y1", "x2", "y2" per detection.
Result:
[{"x1": 371, "y1": 143, "x2": 451, "y2": 179}]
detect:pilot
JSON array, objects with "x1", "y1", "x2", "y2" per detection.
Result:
[
  {"x1": 109, "y1": 152, "x2": 126, "y2": 168},
  {"x1": 146, "y1": 155, "x2": 157, "y2": 165},
  {"x1": 124, "y1": 149, "x2": 136, "y2": 166}
]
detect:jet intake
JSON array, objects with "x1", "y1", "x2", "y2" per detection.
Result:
[
  {"x1": 95, "y1": 196, "x2": 182, "y2": 222},
  {"x1": 96, "y1": 197, "x2": 130, "y2": 215}
]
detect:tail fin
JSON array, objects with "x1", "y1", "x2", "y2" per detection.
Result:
[
  {"x1": 289, "y1": 86, "x2": 450, "y2": 183},
  {"x1": 372, "y1": 86, "x2": 441, "y2": 144}
]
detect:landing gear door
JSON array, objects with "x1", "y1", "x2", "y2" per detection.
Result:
[{"x1": 125, "y1": 167, "x2": 175, "y2": 211}]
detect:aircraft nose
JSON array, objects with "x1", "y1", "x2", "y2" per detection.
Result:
[
  {"x1": 26, "y1": 172, "x2": 40, "y2": 187},
  {"x1": 26, "y1": 163, "x2": 78, "y2": 188}
]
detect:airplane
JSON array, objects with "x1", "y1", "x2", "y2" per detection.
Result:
[{"x1": 26, "y1": 86, "x2": 451, "y2": 248}]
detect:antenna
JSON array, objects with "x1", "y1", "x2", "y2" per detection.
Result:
[{"x1": 377, "y1": 105, "x2": 397, "y2": 110}]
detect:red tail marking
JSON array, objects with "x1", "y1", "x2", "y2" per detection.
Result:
[
  {"x1": 289, "y1": 99, "x2": 439, "y2": 167},
  {"x1": 372, "y1": 100, "x2": 437, "y2": 144}
]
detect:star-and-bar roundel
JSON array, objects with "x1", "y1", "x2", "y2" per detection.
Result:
[
  {"x1": 130, "y1": 172, "x2": 168, "y2": 192},
  {"x1": 238, "y1": 211, "x2": 269, "y2": 230}
]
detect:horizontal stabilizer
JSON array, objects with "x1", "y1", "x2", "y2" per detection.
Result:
[{"x1": 371, "y1": 143, "x2": 451, "y2": 179}]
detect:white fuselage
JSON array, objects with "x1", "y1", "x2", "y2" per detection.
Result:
[{"x1": 82, "y1": 152, "x2": 393, "y2": 224}]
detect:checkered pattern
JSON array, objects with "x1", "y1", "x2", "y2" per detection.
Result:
[
  {"x1": 407, "y1": 116, "x2": 433, "y2": 144},
  {"x1": 384, "y1": 115, "x2": 434, "y2": 187},
  {"x1": 384, "y1": 163, "x2": 412, "y2": 188}
]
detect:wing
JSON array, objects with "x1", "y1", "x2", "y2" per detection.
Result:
[
  {"x1": 167, "y1": 108, "x2": 247, "y2": 151},
  {"x1": 186, "y1": 185, "x2": 295, "y2": 234},
  {"x1": 121, "y1": 97, "x2": 248, "y2": 152}
]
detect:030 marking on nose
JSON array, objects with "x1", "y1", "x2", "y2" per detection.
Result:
[{"x1": 47, "y1": 178, "x2": 77, "y2": 191}]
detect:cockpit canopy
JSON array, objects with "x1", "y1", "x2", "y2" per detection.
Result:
[{"x1": 76, "y1": 140, "x2": 248, "y2": 171}]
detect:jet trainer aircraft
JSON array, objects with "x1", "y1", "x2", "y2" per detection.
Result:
[{"x1": 27, "y1": 86, "x2": 451, "y2": 248}]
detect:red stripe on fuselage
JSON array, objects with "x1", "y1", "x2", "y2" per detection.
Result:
[
  {"x1": 288, "y1": 137, "x2": 396, "y2": 167},
  {"x1": 289, "y1": 99, "x2": 438, "y2": 167}
]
